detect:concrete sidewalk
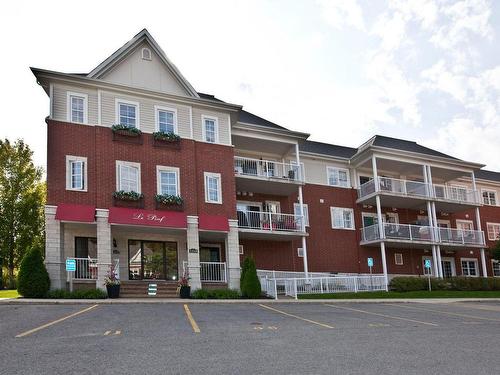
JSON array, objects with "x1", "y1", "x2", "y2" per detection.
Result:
[{"x1": 2, "y1": 297, "x2": 500, "y2": 305}]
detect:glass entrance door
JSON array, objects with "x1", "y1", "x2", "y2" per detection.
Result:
[{"x1": 128, "y1": 240, "x2": 178, "y2": 281}]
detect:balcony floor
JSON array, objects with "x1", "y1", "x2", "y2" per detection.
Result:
[
  {"x1": 238, "y1": 228, "x2": 308, "y2": 241},
  {"x1": 360, "y1": 238, "x2": 485, "y2": 250},
  {"x1": 235, "y1": 175, "x2": 303, "y2": 196}
]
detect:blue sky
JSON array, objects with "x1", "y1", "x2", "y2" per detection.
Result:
[{"x1": 1, "y1": 0, "x2": 499, "y2": 170}]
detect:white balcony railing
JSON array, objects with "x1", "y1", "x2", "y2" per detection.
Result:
[
  {"x1": 357, "y1": 177, "x2": 480, "y2": 205},
  {"x1": 67, "y1": 257, "x2": 98, "y2": 280},
  {"x1": 234, "y1": 156, "x2": 304, "y2": 183},
  {"x1": 183, "y1": 261, "x2": 227, "y2": 283},
  {"x1": 237, "y1": 210, "x2": 304, "y2": 232},
  {"x1": 360, "y1": 223, "x2": 485, "y2": 246}
]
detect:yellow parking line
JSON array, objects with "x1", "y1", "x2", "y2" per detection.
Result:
[
  {"x1": 183, "y1": 304, "x2": 200, "y2": 333},
  {"x1": 387, "y1": 303, "x2": 500, "y2": 322},
  {"x1": 115, "y1": 330, "x2": 121, "y2": 335},
  {"x1": 259, "y1": 304, "x2": 334, "y2": 329},
  {"x1": 104, "y1": 330, "x2": 111, "y2": 336},
  {"x1": 324, "y1": 304, "x2": 438, "y2": 327},
  {"x1": 16, "y1": 305, "x2": 99, "y2": 338}
]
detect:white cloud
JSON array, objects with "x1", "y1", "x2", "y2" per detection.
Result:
[{"x1": 317, "y1": 0, "x2": 365, "y2": 31}]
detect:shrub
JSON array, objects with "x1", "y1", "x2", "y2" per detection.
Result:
[
  {"x1": 390, "y1": 276, "x2": 500, "y2": 292},
  {"x1": 241, "y1": 258, "x2": 261, "y2": 298},
  {"x1": 111, "y1": 124, "x2": 142, "y2": 135},
  {"x1": 113, "y1": 190, "x2": 144, "y2": 201},
  {"x1": 17, "y1": 246, "x2": 50, "y2": 298},
  {"x1": 389, "y1": 277, "x2": 427, "y2": 292},
  {"x1": 240, "y1": 257, "x2": 251, "y2": 289},
  {"x1": 153, "y1": 131, "x2": 180, "y2": 142},
  {"x1": 191, "y1": 288, "x2": 240, "y2": 299},
  {"x1": 46, "y1": 289, "x2": 107, "y2": 299},
  {"x1": 2, "y1": 269, "x2": 17, "y2": 290}
]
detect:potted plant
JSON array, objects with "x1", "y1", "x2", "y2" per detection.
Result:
[
  {"x1": 155, "y1": 194, "x2": 184, "y2": 211},
  {"x1": 104, "y1": 265, "x2": 120, "y2": 298},
  {"x1": 178, "y1": 269, "x2": 191, "y2": 298}
]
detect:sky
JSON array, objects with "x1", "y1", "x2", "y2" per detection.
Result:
[{"x1": 1, "y1": 0, "x2": 500, "y2": 171}]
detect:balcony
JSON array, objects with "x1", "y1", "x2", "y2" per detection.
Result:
[
  {"x1": 234, "y1": 156, "x2": 304, "y2": 195},
  {"x1": 237, "y1": 210, "x2": 306, "y2": 240},
  {"x1": 360, "y1": 223, "x2": 485, "y2": 248},
  {"x1": 357, "y1": 177, "x2": 481, "y2": 211}
]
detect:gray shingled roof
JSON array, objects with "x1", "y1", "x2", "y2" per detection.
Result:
[
  {"x1": 475, "y1": 169, "x2": 500, "y2": 182},
  {"x1": 372, "y1": 135, "x2": 458, "y2": 160},
  {"x1": 300, "y1": 140, "x2": 358, "y2": 159}
]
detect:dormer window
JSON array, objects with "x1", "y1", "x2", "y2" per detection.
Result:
[{"x1": 141, "y1": 48, "x2": 152, "y2": 60}]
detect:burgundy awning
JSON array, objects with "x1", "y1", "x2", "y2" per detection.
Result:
[
  {"x1": 55, "y1": 204, "x2": 96, "y2": 223},
  {"x1": 108, "y1": 207, "x2": 187, "y2": 229},
  {"x1": 198, "y1": 214, "x2": 229, "y2": 232}
]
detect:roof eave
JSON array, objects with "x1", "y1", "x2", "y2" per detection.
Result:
[{"x1": 235, "y1": 121, "x2": 310, "y2": 140}]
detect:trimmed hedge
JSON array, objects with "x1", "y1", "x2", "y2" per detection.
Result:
[
  {"x1": 191, "y1": 288, "x2": 241, "y2": 299},
  {"x1": 17, "y1": 246, "x2": 50, "y2": 298},
  {"x1": 389, "y1": 276, "x2": 500, "y2": 292},
  {"x1": 46, "y1": 289, "x2": 108, "y2": 299}
]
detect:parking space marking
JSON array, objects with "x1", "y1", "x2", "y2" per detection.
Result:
[
  {"x1": 387, "y1": 303, "x2": 500, "y2": 323},
  {"x1": 258, "y1": 304, "x2": 334, "y2": 329},
  {"x1": 104, "y1": 330, "x2": 111, "y2": 336},
  {"x1": 324, "y1": 304, "x2": 438, "y2": 326},
  {"x1": 104, "y1": 330, "x2": 121, "y2": 336},
  {"x1": 183, "y1": 304, "x2": 200, "y2": 333},
  {"x1": 15, "y1": 304, "x2": 99, "y2": 338}
]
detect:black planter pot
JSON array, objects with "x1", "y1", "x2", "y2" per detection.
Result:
[
  {"x1": 106, "y1": 284, "x2": 120, "y2": 298},
  {"x1": 179, "y1": 285, "x2": 191, "y2": 298}
]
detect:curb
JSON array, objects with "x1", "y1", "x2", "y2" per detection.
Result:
[{"x1": 2, "y1": 297, "x2": 500, "y2": 305}]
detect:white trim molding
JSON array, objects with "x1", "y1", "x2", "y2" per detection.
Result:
[
  {"x1": 204, "y1": 172, "x2": 222, "y2": 204},
  {"x1": 154, "y1": 105, "x2": 178, "y2": 134},
  {"x1": 115, "y1": 98, "x2": 140, "y2": 128},
  {"x1": 116, "y1": 160, "x2": 141, "y2": 193},
  {"x1": 156, "y1": 165, "x2": 180, "y2": 196},
  {"x1": 201, "y1": 115, "x2": 219, "y2": 144},
  {"x1": 65, "y1": 155, "x2": 88, "y2": 192},
  {"x1": 66, "y1": 91, "x2": 89, "y2": 124}
]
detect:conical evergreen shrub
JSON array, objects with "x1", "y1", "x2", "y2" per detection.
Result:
[
  {"x1": 17, "y1": 246, "x2": 50, "y2": 298},
  {"x1": 241, "y1": 258, "x2": 261, "y2": 298}
]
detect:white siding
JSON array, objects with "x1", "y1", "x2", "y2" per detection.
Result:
[
  {"x1": 192, "y1": 106, "x2": 231, "y2": 145},
  {"x1": 52, "y1": 83, "x2": 98, "y2": 124},
  {"x1": 301, "y1": 156, "x2": 352, "y2": 186}
]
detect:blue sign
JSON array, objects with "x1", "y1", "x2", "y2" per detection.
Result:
[
  {"x1": 66, "y1": 259, "x2": 76, "y2": 272},
  {"x1": 424, "y1": 259, "x2": 432, "y2": 269},
  {"x1": 367, "y1": 258, "x2": 374, "y2": 267}
]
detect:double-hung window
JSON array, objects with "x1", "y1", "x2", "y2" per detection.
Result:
[
  {"x1": 203, "y1": 116, "x2": 218, "y2": 143},
  {"x1": 482, "y1": 190, "x2": 497, "y2": 206},
  {"x1": 156, "y1": 106, "x2": 177, "y2": 134},
  {"x1": 492, "y1": 261, "x2": 500, "y2": 277},
  {"x1": 293, "y1": 203, "x2": 309, "y2": 227},
  {"x1": 327, "y1": 167, "x2": 350, "y2": 188},
  {"x1": 331, "y1": 207, "x2": 354, "y2": 230},
  {"x1": 67, "y1": 92, "x2": 88, "y2": 124},
  {"x1": 461, "y1": 259, "x2": 478, "y2": 277},
  {"x1": 449, "y1": 185, "x2": 467, "y2": 202},
  {"x1": 116, "y1": 100, "x2": 139, "y2": 128},
  {"x1": 66, "y1": 156, "x2": 87, "y2": 191},
  {"x1": 204, "y1": 172, "x2": 222, "y2": 204},
  {"x1": 487, "y1": 223, "x2": 500, "y2": 241},
  {"x1": 116, "y1": 161, "x2": 140, "y2": 193},
  {"x1": 157, "y1": 166, "x2": 180, "y2": 196}
]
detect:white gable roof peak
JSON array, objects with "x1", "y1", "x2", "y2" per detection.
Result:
[{"x1": 87, "y1": 29, "x2": 199, "y2": 98}]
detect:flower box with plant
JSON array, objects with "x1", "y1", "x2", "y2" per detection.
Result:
[
  {"x1": 113, "y1": 191, "x2": 144, "y2": 208},
  {"x1": 178, "y1": 269, "x2": 191, "y2": 298},
  {"x1": 112, "y1": 124, "x2": 143, "y2": 144},
  {"x1": 153, "y1": 131, "x2": 181, "y2": 148},
  {"x1": 104, "y1": 265, "x2": 120, "y2": 298},
  {"x1": 155, "y1": 194, "x2": 184, "y2": 211}
]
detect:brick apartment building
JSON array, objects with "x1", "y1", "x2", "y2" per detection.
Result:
[{"x1": 32, "y1": 29, "x2": 500, "y2": 294}]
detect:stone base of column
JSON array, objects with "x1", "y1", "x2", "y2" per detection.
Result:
[
  {"x1": 45, "y1": 262, "x2": 65, "y2": 290},
  {"x1": 227, "y1": 219, "x2": 241, "y2": 291},
  {"x1": 188, "y1": 266, "x2": 202, "y2": 291},
  {"x1": 227, "y1": 267, "x2": 241, "y2": 290}
]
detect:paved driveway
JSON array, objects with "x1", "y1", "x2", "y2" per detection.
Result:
[{"x1": 1, "y1": 301, "x2": 500, "y2": 375}]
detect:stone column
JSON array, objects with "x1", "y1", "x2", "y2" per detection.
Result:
[
  {"x1": 226, "y1": 219, "x2": 241, "y2": 290},
  {"x1": 186, "y1": 216, "x2": 201, "y2": 290},
  {"x1": 44, "y1": 205, "x2": 65, "y2": 290},
  {"x1": 96, "y1": 209, "x2": 112, "y2": 291}
]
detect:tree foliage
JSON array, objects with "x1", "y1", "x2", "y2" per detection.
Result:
[
  {"x1": 17, "y1": 245, "x2": 50, "y2": 297},
  {"x1": 0, "y1": 139, "x2": 45, "y2": 288},
  {"x1": 241, "y1": 257, "x2": 261, "y2": 299}
]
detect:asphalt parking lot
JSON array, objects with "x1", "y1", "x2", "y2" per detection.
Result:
[{"x1": 1, "y1": 301, "x2": 500, "y2": 375}]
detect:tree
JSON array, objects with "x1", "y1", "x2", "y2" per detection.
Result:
[
  {"x1": 240, "y1": 257, "x2": 251, "y2": 288},
  {"x1": 241, "y1": 257, "x2": 261, "y2": 298},
  {"x1": 0, "y1": 139, "x2": 45, "y2": 288},
  {"x1": 17, "y1": 245, "x2": 50, "y2": 297}
]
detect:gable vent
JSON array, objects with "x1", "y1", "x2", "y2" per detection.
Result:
[{"x1": 141, "y1": 47, "x2": 152, "y2": 61}]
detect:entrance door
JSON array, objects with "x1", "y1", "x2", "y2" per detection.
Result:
[
  {"x1": 128, "y1": 240, "x2": 178, "y2": 281},
  {"x1": 441, "y1": 259, "x2": 456, "y2": 278},
  {"x1": 200, "y1": 246, "x2": 222, "y2": 281}
]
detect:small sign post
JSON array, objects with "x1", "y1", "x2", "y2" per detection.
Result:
[
  {"x1": 367, "y1": 258, "x2": 374, "y2": 290},
  {"x1": 66, "y1": 259, "x2": 76, "y2": 292},
  {"x1": 148, "y1": 283, "x2": 157, "y2": 296},
  {"x1": 424, "y1": 259, "x2": 432, "y2": 291}
]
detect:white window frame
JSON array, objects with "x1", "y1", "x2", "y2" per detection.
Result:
[
  {"x1": 448, "y1": 184, "x2": 468, "y2": 201},
  {"x1": 461, "y1": 258, "x2": 479, "y2": 277},
  {"x1": 141, "y1": 47, "x2": 152, "y2": 60},
  {"x1": 201, "y1": 115, "x2": 219, "y2": 143},
  {"x1": 491, "y1": 260, "x2": 500, "y2": 277},
  {"x1": 441, "y1": 257, "x2": 457, "y2": 277},
  {"x1": 204, "y1": 172, "x2": 222, "y2": 204},
  {"x1": 297, "y1": 248, "x2": 304, "y2": 258},
  {"x1": 486, "y1": 222, "x2": 500, "y2": 241},
  {"x1": 326, "y1": 166, "x2": 350, "y2": 188},
  {"x1": 394, "y1": 253, "x2": 403, "y2": 265},
  {"x1": 330, "y1": 207, "x2": 355, "y2": 230},
  {"x1": 156, "y1": 166, "x2": 180, "y2": 196},
  {"x1": 482, "y1": 189, "x2": 497, "y2": 206},
  {"x1": 66, "y1": 92, "x2": 88, "y2": 124},
  {"x1": 116, "y1": 161, "x2": 141, "y2": 193},
  {"x1": 154, "y1": 105, "x2": 178, "y2": 134},
  {"x1": 115, "y1": 99, "x2": 140, "y2": 129},
  {"x1": 65, "y1": 155, "x2": 87, "y2": 191},
  {"x1": 456, "y1": 219, "x2": 474, "y2": 231},
  {"x1": 294, "y1": 203, "x2": 309, "y2": 227},
  {"x1": 239, "y1": 245, "x2": 244, "y2": 255}
]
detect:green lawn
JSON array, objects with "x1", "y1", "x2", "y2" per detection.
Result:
[
  {"x1": 298, "y1": 290, "x2": 500, "y2": 299},
  {"x1": 0, "y1": 290, "x2": 20, "y2": 298}
]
